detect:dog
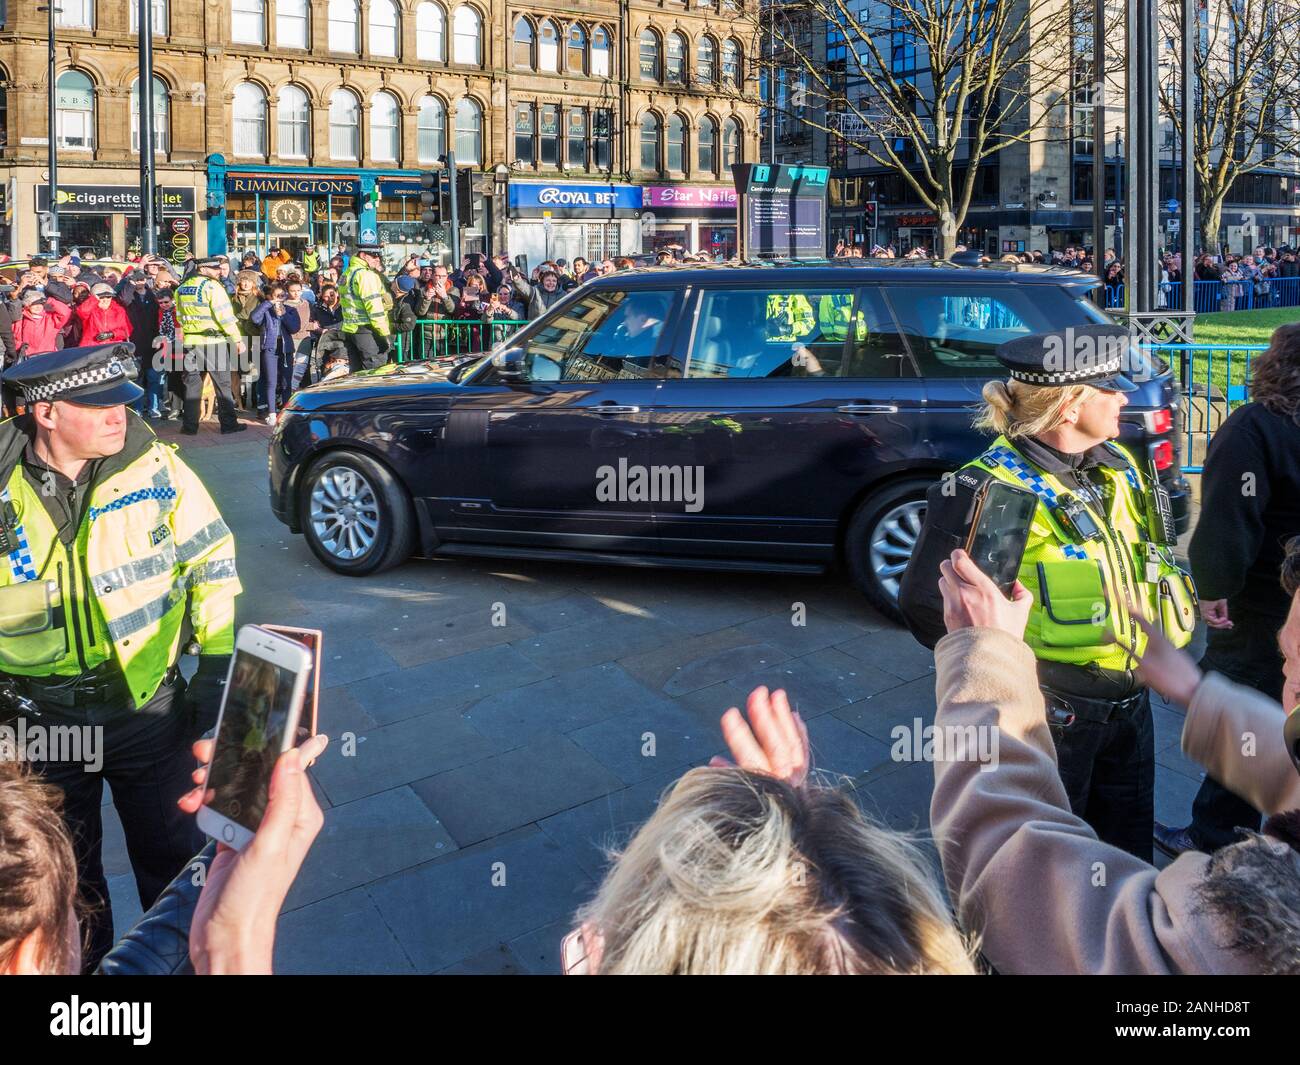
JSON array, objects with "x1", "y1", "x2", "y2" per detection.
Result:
[{"x1": 200, "y1": 373, "x2": 216, "y2": 422}]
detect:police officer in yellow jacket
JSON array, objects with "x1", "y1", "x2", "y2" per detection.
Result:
[
  {"x1": 340, "y1": 243, "x2": 393, "y2": 370},
  {"x1": 0, "y1": 343, "x2": 241, "y2": 970},
  {"x1": 174, "y1": 256, "x2": 247, "y2": 435},
  {"x1": 900, "y1": 326, "x2": 1197, "y2": 861}
]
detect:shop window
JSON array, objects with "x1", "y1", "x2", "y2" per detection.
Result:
[
  {"x1": 130, "y1": 76, "x2": 169, "y2": 155},
  {"x1": 416, "y1": 3, "x2": 446, "y2": 62},
  {"x1": 698, "y1": 116, "x2": 717, "y2": 175},
  {"x1": 539, "y1": 20, "x2": 560, "y2": 72},
  {"x1": 453, "y1": 5, "x2": 481, "y2": 66},
  {"x1": 640, "y1": 113, "x2": 661, "y2": 173},
  {"x1": 639, "y1": 29, "x2": 661, "y2": 82},
  {"x1": 514, "y1": 102, "x2": 535, "y2": 166},
  {"x1": 417, "y1": 96, "x2": 446, "y2": 163},
  {"x1": 129, "y1": 0, "x2": 167, "y2": 34},
  {"x1": 567, "y1": 24, "x2": 587, "y2": 75},
  {"x1": 513, "y1": 17, "x2": 535, "y2": 69},
  {"x1": 277, "y1": 85, "x2": 310, "y2": 158},
  {"x1": 230, "y1": 0, "x2": 263, "y2": 44},
  {"x1": 567, "y1": 109, "x2": 587, "y2": 170},
  {"x1": 276, "y1": 0, "x2": 309, "y2": 49},
  {"x1": 455, "y1": 97, "x2": 482, "y2": 164},
  {"x1": 328, "y1": 0, "x2": 358, "y2": 54},
  {"x1": 329, "y1": 88, "x2": 360, "y2": 160},
  {"x1": 369, "y1": 0, "x2": 399, "y2": 58},
  {"x1": 231, "y1": 81, "x2": 266, "y2": 157},
  {"x1": 667, "y1": 113, "x2": 686, "y2": 173},
  {"x1": 592, "y1": 26, "x2": 611, "y2": 77},
  {"x1": 540, "y1": 104, "x2": 560, "y2": 167},
  {"x1": 371, "y1": 91, "x2": 399, "y2": 162}
]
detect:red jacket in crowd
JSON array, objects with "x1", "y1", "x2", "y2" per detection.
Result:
[
  {"x1": 11, "y1": 298, "x2": 73, "y2": 356},
  {"x1": 74, "y1": 296, "x2": 131, "y2": 345}
]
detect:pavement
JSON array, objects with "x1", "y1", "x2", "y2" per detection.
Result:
[{"x1": 98, "y1": 416, "x2": 1201, "y2": 973}]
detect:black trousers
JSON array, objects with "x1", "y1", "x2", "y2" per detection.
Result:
[
  {"x1": 1188, "y1": 609, "x2": 1283, "y2": 850},
  {"x1": 344, "y1": 327, "x2": 389, "y2": 372},
  {"x1": 182, "y1": 363, "x2": 239, "y2": 431},
  {"x1": 1044, "y1": 673, "x2": 1155, "y2": 862},
  {"x1": 24, "y1": 677, "x2": 205, "y2": 973}
]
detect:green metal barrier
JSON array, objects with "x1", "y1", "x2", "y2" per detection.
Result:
[{"x1": 393, "y1": 319, "x2": 525, "y2": 363}]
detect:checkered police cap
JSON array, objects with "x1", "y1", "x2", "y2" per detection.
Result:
[
  {"x1": 3, "y1": 342, "x2": 143, "y2": 407},
  {"x1": 996, "y1": 326, "x2": 1139, "y2": 392}
]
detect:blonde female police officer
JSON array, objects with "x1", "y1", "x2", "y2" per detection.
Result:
[
  {"x1": 900, "y1": 325, "x2": 1197, "y2": 861},
  {"x1": 0, "y1": 343, "x2": 240, "y2": 969}
]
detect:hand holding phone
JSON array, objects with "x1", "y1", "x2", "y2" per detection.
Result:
[{"x1": 963, "y1": 480, "x2": 1037, "y2": 596}]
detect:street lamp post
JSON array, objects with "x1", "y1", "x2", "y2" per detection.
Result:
[
  {"x1": 138, "y1": 0, "x2": 157, "y2": 255},
  {"x1": 42, "y1": 1, "x2": 59, "y2": 256}
]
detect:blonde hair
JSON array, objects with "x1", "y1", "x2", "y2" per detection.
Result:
[
  {"x1": 974, "y1": 378, "x2": 1098, "y2": 438},
  {"x1": 576, "y1": 767, "x2": 978, "y2": 975}
]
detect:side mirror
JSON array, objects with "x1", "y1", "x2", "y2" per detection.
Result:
[{"x1": 492, "y1": 346, "x2": 526, "y2": 382}]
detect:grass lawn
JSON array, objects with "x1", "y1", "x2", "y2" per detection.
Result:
[{"x1": 1193, "y1": 306, "x2": 1300, "y2": 346}]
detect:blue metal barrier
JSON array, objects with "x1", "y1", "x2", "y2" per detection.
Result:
[{"x1": 1149, "y1": 342, "x2": 1266, "y2": 473}]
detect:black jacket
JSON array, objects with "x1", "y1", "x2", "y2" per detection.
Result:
[
  {"x1": 96, "y1": 842, "x2": 214, "y2": 975},
  {"x1": 1188, "y1": 401, "x2": 1300, "y2": 619}
]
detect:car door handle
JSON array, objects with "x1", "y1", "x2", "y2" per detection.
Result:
[
  {"x1": 593, "y1": 405, "x2": 641, "y2": 415},
  {"x1": 837, "y1": 403, "x2": 899, "y2": 415}
]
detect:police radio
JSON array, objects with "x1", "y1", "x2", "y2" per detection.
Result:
[
  {"x1": 1143, "y1": 458, "x2": 1177, "y2": 546},
  {"x1": 1053, "y1": 493, "x2": 1103, "y2": 543}
]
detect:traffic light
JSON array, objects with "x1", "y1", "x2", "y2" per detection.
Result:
[
  {"x1": 864, "y1": 200, "x2": 878, "y2": 232},
  {"x1": 420, "y1": 171, "x2": 441, "y2": 225},
  {"x1": 456, "y1": 168, "x2": 474, "y2": 213}
]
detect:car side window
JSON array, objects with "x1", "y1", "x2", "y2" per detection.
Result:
[
  {"x1": 841, "y1": 287, "x2": 916, "y2": 379},
  {"x1": 687, "y1": 287, "x2": 856, "y2": 379},
  {"x1": 886, "y1": 284, "x2": 1038, "y2": 376},
  {"x1": 519, "y1": 289, "x2": 676, "y2": 382}
]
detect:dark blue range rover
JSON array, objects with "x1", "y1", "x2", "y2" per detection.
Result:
[{"x1": 269, "y1": 260, "x2": 1189, "y2": 619}]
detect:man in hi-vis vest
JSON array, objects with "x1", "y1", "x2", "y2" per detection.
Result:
[{"x1": 0, "y1": 343, "x2": 241, "y2": 971}]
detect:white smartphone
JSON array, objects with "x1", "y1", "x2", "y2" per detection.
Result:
[{"x1": 196, "y1": 625, "x2": 314, "y2": 851}]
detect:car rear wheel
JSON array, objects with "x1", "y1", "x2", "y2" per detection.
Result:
[
  {"x1": 845, "y1": 479, "x2": 932, "y2": 621},
  {"x1": 301, "y1": 452, "x2": 415, "y2": 576}
]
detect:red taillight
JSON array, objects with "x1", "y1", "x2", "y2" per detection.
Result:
[
  {"x1": 1152, "y1": 440, "x2": 1173, "y2": 470},
  {"x1": 1151, "y1": 408, "x2": 1173, "y2": 434}
]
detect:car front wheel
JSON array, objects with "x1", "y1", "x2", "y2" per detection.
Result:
[
  {"x1": 300, "y1": 451, "x2": 415, "y2": 576},
  {"x1": 845, "y1": 479, "x2": 932, "y2": 621}
]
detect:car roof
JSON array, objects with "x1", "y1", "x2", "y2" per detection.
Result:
[{"x1": 590, "y1": 259, "x2": 1100, "y2": 287}]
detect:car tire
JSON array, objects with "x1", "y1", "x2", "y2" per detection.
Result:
[
  {"x1": 845, "y1": 478, "x2": 933, "y2": 621},
  {"x1": 300, "y1": 451, "x2": 415, "y2": 576}
]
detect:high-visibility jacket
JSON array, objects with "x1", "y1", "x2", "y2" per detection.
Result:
[
  {"x1": 763, "y1": 293, "x2": 816, "y2": 341},
  {"x1": 0, "y1": 415, "x2": 240, "y2": 709},
  {"x1": 340, "y1": 260, "x2": 391, "y2": 337},
  {"x1": 175, "y1": 275, "x2": 241, "y2": 345},
  {"x1": 964, "y1": 436, "x2": 1196, "y2": 671}
]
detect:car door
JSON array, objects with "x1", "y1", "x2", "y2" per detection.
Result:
[
  {"x1": 650, "y1": 281, "x2": 928, "y2": 562},
  {"x1": 436, "y1": 286, "x2": 681, "y2": 551}
]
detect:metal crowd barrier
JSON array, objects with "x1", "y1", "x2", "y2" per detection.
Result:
[
  {"x1": 1149, "y1": 342, "x2": 1266, "y2": 473},
  {"x1": 393, "y1": 319, "x2": 526, "y2": 363},
  {"x1": 1105, "y1": 277, "x2": 1300, "y2": 312}
]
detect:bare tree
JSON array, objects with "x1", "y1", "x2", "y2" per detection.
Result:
[
  {"x1": 1157, "y1": 0, "x2": 1300, "y2": 253},
  {"x1": 738, "y1": 0, "x2": 1078, "y2": 257}
]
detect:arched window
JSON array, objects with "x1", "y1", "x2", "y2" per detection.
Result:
[
  {"x1": 538, "y1": 19, "x2": 560, "y2": 72},
  {"x1": 639, "y1": 30, "x2": 661, "y2": 82},
  {"x1": 640, "y1": 112, "x2": 660, "y2": 172},
  {"x1": 369, "y1": 0, "x2": 398, "y2": 58},
  {"x1": 666, "y1": 113, "x2": 686, "y2": 172},
  {"x1": 698, "y1": 36, "x2": 716, "y2": 84},
  {"x1": 55, "y1": 70, "x2": 95, "y2": 149},
  {"x1": 722, "y1": 116, "x2": 741, "y2": 167},
  {"x1": 417, "y1": 95, "x2": 446, "y2": 163},
  {"x1": 452, "y1": 5, "x2": 481, "y2": 65},
  {"x1": 129, "y1": 0, "x2": 167, "y2": 34},
  {"x1": 592, "y1": 26, "x2": 611, "y2": 77},
  {"x1": 56, "y1": 0, "x2": 93, "y2": 28},
  {"x1": 722, "y1": 39, "x2": 742, "y2": 87},
  {"x1": 131, "y1": 76, "x2": 169, "y2": 155},
  {"x1": 698, "y1": 115, "x2": 717, "y2": 175},
  {"x1": 416, "y1": 3, "x2": 445, "y2": 62},
  {"x1": 329, "y1": 88, "x2": 360, "y2": 160},
  {"x1": 512, "y1": 16, "x2": 535, "y2": 70},
  {"x1": 327, "y1": 0, "x2": 358, "y2": 53},
  {"x1": 370, "y1": 91, "x2": 399, "y2": 161},
  {"x1": 231, "y1": 0, "x2": 264, "y2": 44},
  {"x1": 231, "y1": 81, "x2": 266, "y2": 157},
  {"x1": 277, "y1": 84, "x2": 310, "y2": 158},
  {"x1": 666, "y1": 32, "x2": 687, "y2": 84},
  {"x1": 276, "y1": 0, "x2": 309, "y2": 48},
  {"x1": 567, "y1": 24, "x2": 587, "y2": 75},
  {"x1": 455, "y1": 97, "x2": 481, "y2": 164}
]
